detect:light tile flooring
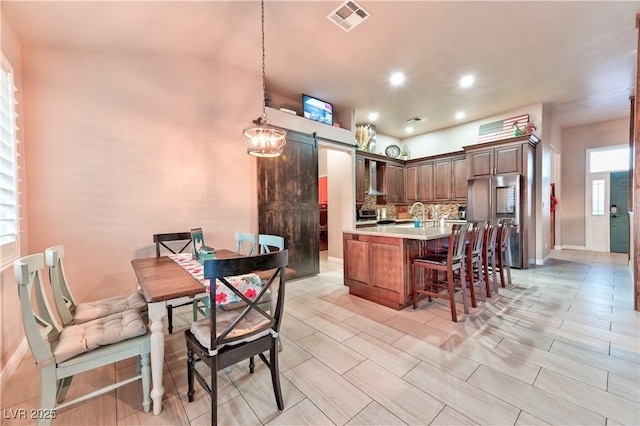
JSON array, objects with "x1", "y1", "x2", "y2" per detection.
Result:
[{"x1": 2, "y1": 250, "x2": 639, "y2": 425}]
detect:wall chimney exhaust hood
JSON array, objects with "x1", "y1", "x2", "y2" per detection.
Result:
[{"x1": 365, "y1": 160, "x2": 385, "y2": 196}]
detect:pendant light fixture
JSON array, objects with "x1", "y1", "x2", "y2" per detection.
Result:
[{"x1": 243, "y1": 0, "x2": 286, "y2": 157}]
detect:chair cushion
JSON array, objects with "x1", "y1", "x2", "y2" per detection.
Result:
[
  {"x1": 190, "y1": 308, "x2": 272, "y2": 352},
  {"x1": 54, "y1": 309, "x2": 147, "y2": 363},
  {"x1": 73, "y1": 291, "x2": 146, "y2": 324}
]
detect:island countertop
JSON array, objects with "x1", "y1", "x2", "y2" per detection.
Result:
[{"x1": 344, "y1": 224, "x2": 452, "y2": 240}]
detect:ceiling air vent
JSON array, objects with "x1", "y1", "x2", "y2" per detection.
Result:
[
  {"x1": 327, "y1": 1, "x2": 370, "y2": 32},
  {"x1": 406, "y1": 116, "x2": 425, "y2": 124}
]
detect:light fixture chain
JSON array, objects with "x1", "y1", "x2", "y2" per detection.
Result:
[{"x1": 261, "y1": 0, "x2": 267, "y2": 123}]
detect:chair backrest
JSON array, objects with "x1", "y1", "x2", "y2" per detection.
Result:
[
  {"x1": 14, "y1": 254, "x2": 61, "y2": 364},
  {"x1": 498, "y1": 218, "x2": 513, "y2": 250},
  {"x1": 469, "y1": 221, "x2": 487, "y2": 258},
  {"x1": 447, "y1": 223, "x2": 471, "y2": 265},
  {"x1": 153, "y1": 232, "x2": 192, "y2": 257},
  {"x1": 204, "y1": 250, "x2": 288, "y2": 351},
  {"x1": 235, "y1": 232, "x2": 256, "y2": 256},
  {"x1": 258, "y1": 234, "x2": 285, "y2": 254},
  {"x1": 485, "y1": 220, "x2": 501, "y2": 254},
  {"x1": 44, "y1": 245, "x2": 76, "y2": 326}
]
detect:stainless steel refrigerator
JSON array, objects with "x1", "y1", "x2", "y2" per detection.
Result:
[{"x1": 467, "y1": 174, "x2": 525, "y2": 268}]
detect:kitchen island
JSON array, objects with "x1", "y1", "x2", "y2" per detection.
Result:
[{"x1": 343, "y1": 224, "x2": 452, "y2": 310}]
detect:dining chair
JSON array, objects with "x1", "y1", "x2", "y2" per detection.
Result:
[
  {"x1": 258, "y1": 234, "x2": 285, "y2": 254},
  {"x1": 44, "y1": 245, "x2": 146, "y2": 325},
  {"x1": 153, "y1": 232, "x2": 206, "y2": 333},
  {"x1": 497, "y1": 218, "x2": 514, "y2": 287},
  {"x1": 412, "y1": 223, "x2": 471, "y2": 322},
  {"x1": 235, "y1": 232, "x2": 256, "y2": 255},
  {"x1": 482, "y1": 220, "x2": 501, "y2": 295},
  {"x1": 15, "y1": 253, "x2": 151, "y2": 426},
  {"x1": 185, "y1": 250, "x2": 289, "y2": 425}
]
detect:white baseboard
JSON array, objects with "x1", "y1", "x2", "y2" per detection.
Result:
[
  {"x1": 554, "y1": 245, "x2": 563, "y2": 250},
  {"x1": 327, "y1": 256, "x2": 343, "y2": 264},
  {"x1": 535, "y1": 252, "x2": 553, "y2": 266},
  {"x1": 562, "y1": 245, "x2": 587, "y2": 251},
  {"x1": 0, "y1": 338, "x2": 28, "y2": 389}
]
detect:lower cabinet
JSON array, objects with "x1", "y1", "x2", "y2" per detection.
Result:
[{"x1": 343, "y1": 233, "x2": 422, "y2": 310}]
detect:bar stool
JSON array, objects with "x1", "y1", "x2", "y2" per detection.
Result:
[
  {"x1": 466, "y1": 220, "x2": 487, "y2": 302},
  {"x1": 482, "y1": 220, "x2": 501, "y2": 296},
  {"x1": 497, "y1": 218, "x2": 514, "y2": 287},
  {"x1": 412, "y1": 223, "x2": 471, "y2": 322}
]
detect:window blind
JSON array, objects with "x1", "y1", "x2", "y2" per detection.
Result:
[{"x1": 0, "y1": 55, "x2": 18, "y2": 248}]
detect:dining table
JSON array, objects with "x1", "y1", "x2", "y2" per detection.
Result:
[{"x1": 131, "y1": 248, "x2": 274, "y2": 415}]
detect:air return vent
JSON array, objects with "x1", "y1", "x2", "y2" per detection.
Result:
[
  {"x1": 406, "y1": 116, "x2": 425, "y2": 124},
  {"x1": 327, "y1": 1, "x2": 370, "y2": 32}
]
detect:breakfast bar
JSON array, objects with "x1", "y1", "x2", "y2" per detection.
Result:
[{"x1": 343, "y1": 224, "x2": 452, "y2": 310}]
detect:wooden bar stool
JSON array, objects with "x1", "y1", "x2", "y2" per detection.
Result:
[
  {"x1": 466, "y1": 220, "x2": 487, "y2": 302},
  {"x1": 497, "y1": 218, "x2": 514, "y2": 287},
  {"x1": 412, "y1": 223, "x2": 471, "y2": 322},
  {"x1": 482, "y1": 220, "x2": 501, "y2": 296}
]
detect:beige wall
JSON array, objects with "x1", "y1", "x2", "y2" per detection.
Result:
[
  {"x1": 1, "y1": 43, "x2": 266, "y2": 377},
  {"x1": 560, "y1": 118, "x2": 630, "y2": 248}
]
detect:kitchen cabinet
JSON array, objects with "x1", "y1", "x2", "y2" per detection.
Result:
[
  {"x1": 406, "y1": 161, "x2": 434, "y2": 203},
  {"x1": 384, "y1": 163, "x2": 405, "y2": 203},
  {"x1": 468, "y1": 143, "x2": 521, "y2": 177},
  {"x1": 434, "y1": 154, "x2": 467, "y2": 201},
  {"x1": 356, "y1": 157, "x2": 366, "y2": 203},
  {"x1": 343, "y1": 233, "x2": 422, "y2": 309}
]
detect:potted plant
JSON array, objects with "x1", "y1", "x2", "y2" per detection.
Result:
[{"x1": 401, "y1": 145, "x2": 410, "y2": 160}]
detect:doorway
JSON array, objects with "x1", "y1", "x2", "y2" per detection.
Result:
[
  {"x1": 318, "y1": 143, "x2": 355, "y2": 273},
  {"x1": 585, "y1": 145, "x2": 630, "y2": 253}
]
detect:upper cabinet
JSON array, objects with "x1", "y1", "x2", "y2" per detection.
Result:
[
  {"x1": 434, "y1": 154, "x2": 467, "y2": 201},
  {"x1": 383, "y1": 163, "x2": 405, "y2": 203},
  {"x1": 406, "y1": 161, "x2": 434, "y2": 203},
  {"x1": 466, "y1": 135, "x2": 539, "y2": 178}
]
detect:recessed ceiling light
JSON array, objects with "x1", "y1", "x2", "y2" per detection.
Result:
[
  {"x1": 390, "y1": 72, "x2": 405, "y2": 86},
  {"x1": 459, "y1": 75, "x2": 475, "y2": 88},
  {"x1": 368, "y1": 112, "x2": 379, "y2": 122},
  {"x1": 405, "y1": 126, "x2": 414, "y2": 134},
  {"x1": 455, "y1": 111, "x2": 465, "y2": 120}
]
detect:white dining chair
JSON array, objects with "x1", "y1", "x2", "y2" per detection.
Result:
[
  {"x1": 45, "y1": 245, "x2": 146, "y2": 326},
  {"x1": 15, "y1": 253, "x2": 151, "y2": 426},
  {"x1": 258, "y1": 234, "x2": 285, "y2": 254}
]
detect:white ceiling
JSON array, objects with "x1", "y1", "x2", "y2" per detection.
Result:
[{"x1": 2, "y1": 1, "x2": 638, "y2": 139}]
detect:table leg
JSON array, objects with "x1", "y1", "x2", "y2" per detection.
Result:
[{"x1": 147, "y1": 301, "x2": 167, "y2": 415}]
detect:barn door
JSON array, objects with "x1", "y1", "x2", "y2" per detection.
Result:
[{"x1": 257, "y1": 131, "x2": 319, "y2": 278}]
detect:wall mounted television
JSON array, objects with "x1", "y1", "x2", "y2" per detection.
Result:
[{"x1": 303, "y1": 94, "x2": 333, "y2": 125}]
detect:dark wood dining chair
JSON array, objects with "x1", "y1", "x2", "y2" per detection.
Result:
[
  {"x1": 153, "y1": 232, "x2": 206, "y2": 333},
  {"x1": 185, "y1": 250, "x2": 289, "y2": 425},
  {"x1": 412, "y1": 223, "x2": 471, "y2": 322}
]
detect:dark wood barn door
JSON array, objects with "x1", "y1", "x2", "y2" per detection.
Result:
[{"x1": 257, "y1": 131, "x2": 319, "y2": 279}]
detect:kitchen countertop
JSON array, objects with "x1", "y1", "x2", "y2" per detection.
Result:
[{"x1": 345, "y1": 223, "x2": 453, "y2": 240}]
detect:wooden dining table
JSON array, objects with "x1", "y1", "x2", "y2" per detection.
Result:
[{"x1": 131, "y1": 249, "x2": 244, "y2": 415}]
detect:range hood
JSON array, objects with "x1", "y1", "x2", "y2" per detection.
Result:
[{"x1": 365, "y1": 160, "x2": 385, "y2": 196}]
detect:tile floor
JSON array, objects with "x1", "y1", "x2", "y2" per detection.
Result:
[{"x1": 2, "y1": 250, "x2": 639, "y2": 425}]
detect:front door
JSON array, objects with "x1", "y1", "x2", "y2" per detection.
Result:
[
  {"x1": 609, "y1": 171, "x2": 629, "y2": 253},
  {"x1": 257, "y1": 131, "x2": 319, "y2": 279}
]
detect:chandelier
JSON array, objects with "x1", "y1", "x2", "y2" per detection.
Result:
[{"x1": 242, "y1": 0, "x2": 286, "y2": 157}]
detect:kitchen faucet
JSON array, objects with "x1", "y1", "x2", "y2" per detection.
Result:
[{"x1": 409, "y1": 202, "x2": 427, "y2": 228}]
